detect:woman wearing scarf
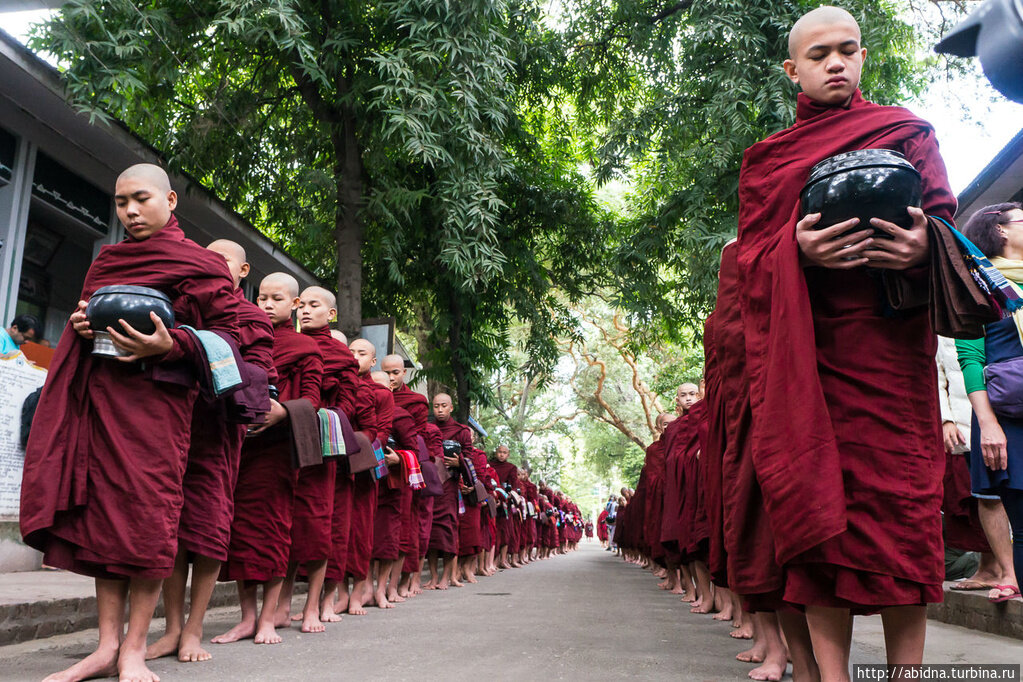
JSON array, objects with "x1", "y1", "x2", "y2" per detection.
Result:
[{"x1": 956, "y1": 202, "x2": 1023, "y2": 604}]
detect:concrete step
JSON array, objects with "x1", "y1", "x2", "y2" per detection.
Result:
[
  {"x1": 0, "y1": 569, "x2": 305, "y2": 646},
  {"x1": 928, "y1": 581, "x2": 1023, "y2": 639}
]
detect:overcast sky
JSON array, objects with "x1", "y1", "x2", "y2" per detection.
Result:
[{"x1": 2, "y1": 8, "x2": 1019, "y2": 194}]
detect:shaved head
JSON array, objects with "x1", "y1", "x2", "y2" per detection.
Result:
[
  {"x1": 301, "y1": 286, "x2": 336, "y2": 308},
  {"x1": 117, "y1": 163, "x2": 172, "y2": 193},
  {"x1": 350, "y1": 338, "x2": 376, "y2": 356},
  {"x1": 381, "y1": 354, "x2": 405, "y2": 371},
  {"x1": 261, "y1": 272, "x2": 300, "y2": 299},
  {"x1": 371, "y1": 370, "x2": 389, "y2": 388},
  {"x1": 433, "y1": 392, "x2": 452, "y2": 405},
  {"x1": 350, "y1": 338, "x2": 377, "y2": 374},
  {"x1": 788, "y1": 6, "x2": 860, "y2": 58},
  {"x1": 330, "y1": 329, "x2": 348, "y2": 344},
  {"x1": 207, "y1": 239, "x2": 246, "y2": 263}
]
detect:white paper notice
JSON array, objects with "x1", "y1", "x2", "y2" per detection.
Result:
[{"x1": 0, "y1": 353, "x2": 47, "y2": 519}]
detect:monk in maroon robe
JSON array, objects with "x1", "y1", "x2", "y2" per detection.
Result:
[
  {"x1": 281, "y1": 286, "x2": 359, "y2": 629},
  {"x1": 643, "y1": 414, "x2": 675, "y2": 582},
  {"x1": 214, "y1": 273, "x2": 322, "y2": 647},
  {"x1": 147, "y1": 240, "x2": 274, "y2": 665},
  {"x1": 21, "y1": 164, "x2": 245, "y2": 682},
  {"x1": 738, "y1": 7, "x2": 957, "y2": 676},
  {"x1": 490, "y1": 445, "x2": 518, "y2": 569},
  {"x1": 447, "y1": 409, "x2": 484, "y2": 583},
  {"x1": 425, "y1": 393, "x2": 466, "y2": 589}
]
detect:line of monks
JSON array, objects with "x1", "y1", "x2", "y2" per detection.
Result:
[
  {"x1": 606, "y1": 6, "x2": 967, "y2": 682},
  {"x1": 17, "y1": 163, "x2": 584, "y2": 682}
]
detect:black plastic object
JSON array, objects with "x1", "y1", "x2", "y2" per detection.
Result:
[
  {"x1": 935, "y1": 0, "x2": 1023, "y2": 103},
  {"x1": 801, "y1": 149, "x2": 922, "y2": 237},
  {"x1": 86, "y1": 285, "x2": 175, "y2": 357},
  {"x1": 441, "y1": 439, "x2": 462, "y2": 457}
]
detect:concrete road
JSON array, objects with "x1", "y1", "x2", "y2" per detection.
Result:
[{"x1": 1, "y1": 543, "x2": 1021, "y2": 681}]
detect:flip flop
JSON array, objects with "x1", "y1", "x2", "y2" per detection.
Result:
[
  {"x1": 988, "y1": 585, "x2": 1021, "y2": 603},
  {"x1": 950, "y1": 579, "x2": 997, "y2": 591}
]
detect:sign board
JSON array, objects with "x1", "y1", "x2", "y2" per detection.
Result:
[{"x1": 0, "y1": 352, "x2": 47, "y2": 519}]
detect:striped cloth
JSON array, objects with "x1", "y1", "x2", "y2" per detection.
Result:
[
  {"x1": 317, "y1": 409, "x2": 348, "y2": 459},
  {"x1": 372, "y1": 440, "x2": 388, "y2": 480},
  {"x1": 395, "y1": 450, "x2": 425, "y2": 490}
]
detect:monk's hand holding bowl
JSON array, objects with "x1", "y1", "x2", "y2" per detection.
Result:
[
  {"x1": 70, "y1": 300, "x2": 94, "y2": 339},
  {"x1": 443, "y1": 454, "x2": 460, "y2": 469},
  {"x1": 249, "y1": 399, "x2": 287, "y2": 436},
  {"x1": 107, "y1": 311, "x2": 173, "y2": 363},
  {"x1": 861, "y1": 206, "x2": 929, "y2": 269},
  {"x1": 384, "y1": 448, "x2": 400, "y2": 466},
  {"x1": 795, "y1": 213, "x2": 873, "y2": 269}
]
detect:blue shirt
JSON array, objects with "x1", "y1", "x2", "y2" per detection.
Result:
[{"x1": 0, "y1": 328, "x2": 18, "y2": 355}]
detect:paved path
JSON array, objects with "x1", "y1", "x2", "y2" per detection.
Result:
[{"x1": 1, "y1": 543, "x2": 1021, "y2": 681}]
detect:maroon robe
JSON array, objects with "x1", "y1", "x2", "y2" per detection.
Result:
[
  {"x1": 659, "y1": 414, "x2": 686, "y2": 564},
  {"x1": 221, "y1": 322, "x2": 322, "y2": 582},
  {"x1": 373, "y1": 406, "x2": 415, "y2": 561},
  {"x1": 642, "y1": 440, "x2": 668, "y2": 562},
  {"x1": 438, "y1": 419, "x2": 481, "y2": 557},
  {"x1": 179, "y1": 287, "x2": 274, "y2": 562},
  {"x1": 738, "y1": 90, "x2": 956, "y2": 610},
  {"x1": 392, "y1": 384, "x2": 429, "y2": 569},
  {"x1": 490, "y1": 460, "x2": 518, "y2": 549},
  {"x1": 430, "y1": 419, "x2": 469, "y2": 555},
  {"x1": 21, "y1": 216, "x2": 244, "y2": 579},
  {"x1": 345, "y1": 374, "x2": 392, "y2": 580}
]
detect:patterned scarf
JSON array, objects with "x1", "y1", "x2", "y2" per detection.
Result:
[{"x1": 395, "y1": 449, "x2": 425, "y2": 489}]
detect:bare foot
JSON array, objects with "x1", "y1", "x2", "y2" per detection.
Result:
[
  {"x1": 177, "y1": 633, "x2": 212, "y2": 663},
  {"x1": 670, "y1": 584, "x2": 685, "y2": 595},
  {"x1": 713, "y1": 610, "x2": 734, "y2": 621},
  {"x1": 118, "y1": 644, "x2": 160, "y2": 682},
  {"x1": 737, "y1": 644, "x2": 766, "y2": 664},
  {"x1": 334, "y1": 592, "x2": 349, "y2": 614},
  {"x1": 300, "y1": 613, "x2": 326, "y2": 633},
  {"x1": 658, "y1": 580, "x2": 670, "y2": 590},
  {"x1": 749, "y1": 654, "x2": 787, "y2": 681},
  {"x1": 387, "y1": 591, "x2": 406, "y2": 603},
  {"x1": 320, "y1": 602, "x2": 343, "y2": 623},
  {"x1": 463, "y1": 574, "x2": 478, "y2": 584},
  {"x1": 681, "y1": 592, "x2": 696, "y2": 603},
  {"x1": 731, "y1": 622, "x2": 754, "y2": 639},
  {"x1": 374, "y1": 592, "x2": 394, "y2": 609},
  {"x1": 435, "y1": 579, "x2": 450, "y2": 590},
  {"x1": 691, "y1": 602, "x2": 713, "y2": 614},
  {"x1": 450, "y1": 577, "x2": 463, "y2": 588},
  {"x1": 42, "y1": 644, "x2": 118, "y2": 682},
  {"x1": 253, "y1": 622, "x2": 282, "y2": 645},
  {"x1": 145, "y1": 632, "x2": 180, "y2": 660},
  {"x1": 273, "y1": 612, "x2": 291, "y2": 628},
  {"x1": 290, "y1": 613, "x2": 303, "y2": 622},
  {"x1": 211, "y1": 620, "x2": 256, "y2": 644},
  {"x1": 423, "y1": 580, "x2": 438, "y2": 590},
  {"x1": 347, "y1": 597, "x2": 368, "y2": 615}
]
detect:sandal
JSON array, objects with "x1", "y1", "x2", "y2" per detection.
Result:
[{"x1": 988, "y1": 585, "x2": 1021, "y2": 603}]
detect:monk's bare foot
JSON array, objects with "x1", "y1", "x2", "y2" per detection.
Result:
[
  {"x1": 320, "y1": 605, "x2": 343, "y2": 623},
  {"x1": 670, "y1": 584, "x2": 685, "y2": 595},
  {"x1": 145, "y1": 631, "x2": 180, "y2": 660},
  {"x1": 464, "y1": 574, "x2": 478, "y2": 584},
  {"x1": 253, "y1": 622, "x2": 282, "y2": 645},
  {"x1": 713, "y1": 608, "x2": 734, "y2": 621},
  {"x1": 300, "y1": 613, "x2": 326, "y2": 633},
  {"x1": 658, "y1": 580, "x2": 670, "y2": 590},
  {"x1": 387, "y1": 590, "x2": 406, "y2": 603},
  {"x1": 273, "y1": 612, "x2": 291, "y2": 628},
  {"x1": 211, "y1": 620, "x2": 256, "y2": 644},
  {"x1": 731, "y1": 621, "x2": 754, "y2": 639},
  {"x1": 498, "y1": 562, "x2": 510, "y2": 570},
  {"x1": 290, "y1": 613, "x2": 303, "y2": 622},
  {"x1": 435, "y1": 578, "x2": 449, "y2": 590},
  {"x1": 737, "y1": 643, "x2": 766, "y2": 663},
  {"x1": 177, "y1": 633, "x2": 212, "y2": 663},
  {"x1": 397, "y1": 586, "x2": 410, "y2": 598},
  {"x1": 42, "y1": 644, "x2": 118, "y2": 682},
  {"x1": 681, "y1": 592, "x2": 696, "y2": 603},
  {"x1": 450, "y1": 577, "x2": 463, "y2": 587},
  {"x1": 347, "y1": 596, "x2": 368, "y2": 615},
  {"x1": 334, "y1": 592, "x2": 350, "y2": 614},
  {"x1": 749, "y1": 652, "x2": 787, "y2": 681},
  {"x1": 691, "y1": 602, "x2": 713, "y2": 614},
  {"x1": 374, "y1": 590, "x2": 394, "y2": 609},
  {"x1": 423, "y1": 579, "x2": 438, "y2": 590},
  {"x1": 118, "y1": 643, "x2": 159, "y2": 682}
]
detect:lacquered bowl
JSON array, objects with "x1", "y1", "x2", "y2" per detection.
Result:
[
  {"x1": 85, "y1": 285, "x2": 175, "y2": 358},
  {"x1": 442, "y1": 439, "x2": 462, "y2": 457},
  {"x1": 800, "y1": 149, "x2": 922, "y2": 237}
]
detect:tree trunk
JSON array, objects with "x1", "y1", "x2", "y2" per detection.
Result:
[
  {"x1": 332, "y1": 107, "x2": 364, "y2": 339},
  {"x1": 447, "y1": 284, "x2": 472, "y2": 423}
]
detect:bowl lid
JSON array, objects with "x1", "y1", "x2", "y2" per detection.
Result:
[
  {"x1": 806, "y1": 149, "x2": 920, "y2": 186},
  {"x1": 91, "y1": 285, "x2": 172, "y2": 303}
]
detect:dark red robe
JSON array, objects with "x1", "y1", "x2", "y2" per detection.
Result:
[
  {"x1": 221, "y1": 322, "x2": 322, "y2": 582},
  {"x1": 178, "y1": 287, "x2": 274, "y2": 562},
  {"x1": 430, "y1": 418, "x2": 471, "y2": 555},
  {"x1": 490, "y1": 459, "x2": 518, "y2": 549},
  {"x1": 345, "y1": 374, "x2": 392, "y2": 580},
  {"x1": 373, "y1": 406, "x2": 415, "y2": 561},
  {"x1": 641, "y1": 440, "x2": 668, "y2": 562},
  {"x1": 21, "y1": 216, "x2": 244, "y2": 579},
  {"x1": 438, "y1": 419, "x2": 480, "y2": 557},
  {"x1": 392, "y1": 384, "x2": 429, "y2": 570},
  {"x1": 738, "y1": 91, "x2": 956, "y2": 610}
]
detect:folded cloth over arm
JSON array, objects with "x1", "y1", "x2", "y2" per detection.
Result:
[{"x1": 284, "y1": 398, "x2": 320, "y2": 469}]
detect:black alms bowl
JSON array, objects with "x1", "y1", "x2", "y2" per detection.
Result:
[
  {"x1": 800, "y1": 149, "x2": 922, "y2": 237},
  {"x1": 85, "y1": 285, "x2": 175, "y2": 358}
]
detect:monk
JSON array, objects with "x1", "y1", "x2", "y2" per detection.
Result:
[
  {"x1": 345, "y1": 338, "x2": 392, "y2": 613},
  {"x1": 425, "y1": 393, "x2": 465, "y2": 590},
  {"x1": 490, "y1": 445, "x2": 518, "y2": 569},
  {"x1": 660, "y1": 383, "x2": 700, "y2": 598},
  {"x1": 293, "y1": 286, "x2": 360, "y2": 626},
  {"x1": 19, "y1": 164, "x2": 248, "y2": 682},
  {"x1": 369, "y1": 369, "x2": 407, "y2": 609},
  {"x1": 146, "y1": 240, "x2": 274, "y2": 664},
  {"x1": 738, "y1": 7, "x2": 956, "y2": 679},
  {"x1": 214, "y1": 273, "x2": 323, "y2": 646},
  {"x1": 438, "y1": 397, "x2": 483, "y2": 584},
  {"x1": 381, "y1": 354, "x2": 432, "y2": 598}
]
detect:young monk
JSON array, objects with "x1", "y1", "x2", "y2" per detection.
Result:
[
  {"x1": 296, "y1": 287, "x2": 360, "y2": 625},
  {"x1": 425, "y1": 393, "x2": 466, "y2": 590},
  {"x1": 381, "y1": 354, "x2": 432, "y2": 598},
  {"x1": 344, "y1": 338, "x2": 392, "y2": 614},
  {"x1": 20, "y1": 164, "x2": 246, "y2": 682},
  {"x1": 214, "y1": 272, "x2": 323, "y2": 646},
  {"x1": 738, "y1": 7, "x2": 956, "y2": 679},
  {"x1": 147, "y1": 239, "x2": 275, "y2": 664},
  {"x1": 369, "y1": 369, "x2": 407, "y2": 609},
  {"x1": 660, "y1": 384, "x2": 700, "y2": 598},
  {"x1": 490, "y1": 445, "x2": 518, "y2": 569}
]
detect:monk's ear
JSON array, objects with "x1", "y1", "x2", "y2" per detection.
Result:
[
  {"x1": 329, "y1": 307, "x2": 338, "y2": 322},
  {"x1": 239, "y1": 262, "x2": 251, "y2": 280},
  {"x1": 166, "y1": 189, "x2": 178, "y2": 211},
  {"x1": 291, "y1": 296, "x2": 300, "y2": 309},
  {"x1": 782, "y1": 58, "x2": 799, "y2": 84}
]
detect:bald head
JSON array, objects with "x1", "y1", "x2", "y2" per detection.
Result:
[
  {"x1": 330, "y1": 329, "x2": 348, "y2": 344},
  {"x1": 207, "y1": 240, "x2": 249, "y2": 288},
  {"x1": 432, "y1": 392, "x2": 454, "y2": 421},
  {"x1": 370, "y1": 370, "x2": 389, "y2": 388},
  {"x1": 788, "y1": 6, "x2": 860, "y2": 58},
  {"x1": 349, "y1": 338, "x2": 377, "y2": 374},
  {"x1": 381, "y1": 354, "x2": 406, "y2": 391},
  {"x1": 117, "y1": 163, "x2": 172, "y2": 192},
  {"x1": 261, "y1": 272, "x2": 300, "y2": 299},
  {"x1": 301, "y1": 286, "x2": 336, "y2": 309},
  {"x1": 676, "y1": 382, "x2": 700, "y2": 414}
]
